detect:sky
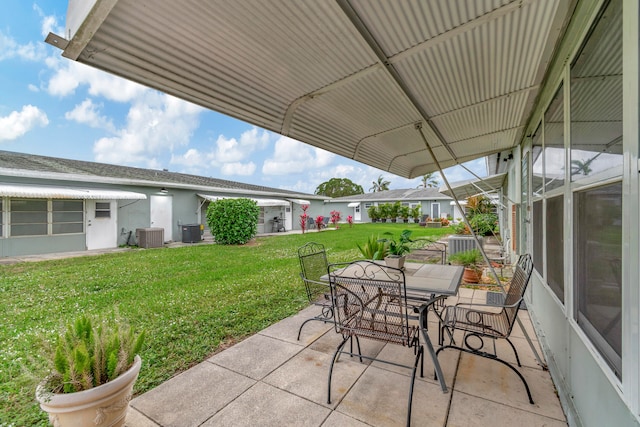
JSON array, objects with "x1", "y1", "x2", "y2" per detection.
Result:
[{"x1": 0, "y1": 1, "x2": 487, "y2": 196}]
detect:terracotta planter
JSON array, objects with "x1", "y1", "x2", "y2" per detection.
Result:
[
  {"x1": 462, "y1": 267, "x2": 482, "y2": 284},
  {"x1": 384, "y1": 255, "x2": 406, "y2": 269},
  {"x1": 36, "y1": 355, "x2": 141, "y2": 427}
]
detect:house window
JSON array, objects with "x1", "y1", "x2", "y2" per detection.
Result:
[
  {"x1": 546, "y1": 195, "x2": 564, "y2": 302},
  {"x1": 574, "y1": 183, "x2": 622, "y2": 378},
  {"x1": 544, "y1": 84, "x2": 564, "y2": 193},
  {"x1": 10, "y1": 199, "x2": 48, "y2": 236},
  {"x1": 570, "y1": 0, "x2": 622, "y2": 378},
  {"x1": 364, "y1": 203, "x2": 372, "y2": 209},
  {"x1": 95, "y1": 202, "x2": 111, "y2": 218},
  {"x1": 53, "y1": 200, "x2": 84, "y2": 234}
]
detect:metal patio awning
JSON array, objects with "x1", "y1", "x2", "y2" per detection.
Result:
[
  {"x1": 347, "y1": 202, "x2": 360, "y2": 208},
  {"x1": 288, "y1": 199, "x2": 310, "y2": 205},
  {"x1": 439, "y1": 173, "x2": 507, "y2": 200},
  {"x1": 48, "y1": 0, "x2": 573, "y2": 179},
  {"x1": 0, "y1": 184, "x2": 147, "y2": 200},
  {"x1": 198, "y1": 194, "x2": 289, "y2": 207}
]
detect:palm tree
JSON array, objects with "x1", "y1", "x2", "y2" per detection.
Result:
[
  {"x1": 417, "y1": 172, "x2": 440, "y2": 188},
  {"x1": 570, "y1": 158, "x2": 594, "y2": 176},
  {"x1": 370, "y1": 175, "x2": 390, "y2": 192}
]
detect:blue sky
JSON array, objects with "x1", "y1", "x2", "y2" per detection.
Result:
[{"x1": 0, "y1": 1, "x2": 486, "y2": 195}]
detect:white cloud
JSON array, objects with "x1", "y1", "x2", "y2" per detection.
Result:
[
  {"x1": 93, "y1": 93, "x2": 202, "y2": 167},
  {"x1": 214, "y1": 127, "x2": 270, "y2": 163},
  {"x1": 47, "y1": 59, "x2": 148, "y2": 102},
  {"x1": 0, "y1": 105, "x2": 49, "y2": 141},
  {"x1": 28, "y1": 84, "x2": 39, "y2": 92},
  {"x1": 65, "y1": 99, "x2": 115, "y2": 132},
  {"x1": 0, "y1": 31, "x2": 46, "y2": 61},
  {"x1": 262, "y1": 136, "x2": 334, "y2": 175},
  {"x1": 171, "y1": 149, "x2": 208, "y2": 169},
  {"x1": 33, "y1": 5, "x2": 64, "y2": 37},
  {"x1": 221, "y1": 162, "x2": 256, "y2": 176}
]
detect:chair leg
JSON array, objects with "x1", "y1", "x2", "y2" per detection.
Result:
[
  {"x1": 407, "y1": 346, "x2": 424, "y2": 427},
  {"x1": 327, "y1": 336, "x2": 349, "y2": 404},
  {"x1": 437, "y1": 344, "x2": 534, "y2": 404},
  {"x1": 505, "y1": 337, "x2": 522, "y2": 367}
]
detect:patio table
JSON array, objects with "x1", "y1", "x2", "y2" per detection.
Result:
[{"x1": 322, "y1": 261, "x2": 463, "y2": 393}]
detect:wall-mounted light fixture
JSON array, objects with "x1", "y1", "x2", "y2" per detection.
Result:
[{"x1": 160, "y1": 187, "x2": 168, "y2": 193}]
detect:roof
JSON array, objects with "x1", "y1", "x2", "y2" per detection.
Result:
[
  {"x1": 48, "y1": 0, "x2": 574, "y2": 179},
  {"x1": 439, "y1": 173, "x2": 507, "y2": 200},
  {"x1": 330, "y1": 188, "x2": 451, "y2": 203},
  {"x1": 0, "y1": 150, "x2": 319, "y2": 200}
]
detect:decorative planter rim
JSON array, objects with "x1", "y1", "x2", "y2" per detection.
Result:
[{"x1": 36, "y1": 355, "x2": 141, "y2": 412}]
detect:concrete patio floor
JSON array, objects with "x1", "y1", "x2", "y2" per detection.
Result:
[{"x1": 124, "y1": 288, "x2": 567, "y2": 427}]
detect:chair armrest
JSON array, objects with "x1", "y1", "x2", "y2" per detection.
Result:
[{"x1": 454, "y1": 297, "x2": 523, "y2": 310}]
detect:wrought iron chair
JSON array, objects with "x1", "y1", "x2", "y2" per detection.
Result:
[
  {"x1": 296, "y1": 242, "x2": 333, "y2": 340},
  {"x1": 437, "y1": 254, "x2": 535, "y2": 404},
  {"x1": 327, "y1": 260, "x2": 424, "y2": 427}
]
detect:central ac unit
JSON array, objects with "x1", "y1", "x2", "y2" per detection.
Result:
[{"x1": 136, "y1": 228, "x2": 164, "y2": 248}]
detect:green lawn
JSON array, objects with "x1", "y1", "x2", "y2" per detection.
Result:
[{"x1": 0, "y1": 223, "x2": 451, "y2": 425}]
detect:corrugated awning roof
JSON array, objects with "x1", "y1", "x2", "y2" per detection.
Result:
[
  {"x1": 198, "y1": 194, "x2": 289, "y2": 207},
  {"x1": 0, "y1": 184, "x2": 147, "y2": 200},
  {"x1": 347, "y1": 202, "x2": 360, "y2": 207},
  {"x1": 48, "y1": 1, "x2": 574, "y2": 179},
  {"x1": 288, "y1": 199, "x2": 310, "y2": 205},
  {"x1": 439, "y1": 173, "x2": 507, "y2": 200}
]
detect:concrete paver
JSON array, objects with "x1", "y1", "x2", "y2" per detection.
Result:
[{"x1": 125, "y1": 294, "x2": 566, "y2": 427}]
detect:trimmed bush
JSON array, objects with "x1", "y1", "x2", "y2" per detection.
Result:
[{"x1": 206, "y1": 198, "x2": 260, "y2": 244}]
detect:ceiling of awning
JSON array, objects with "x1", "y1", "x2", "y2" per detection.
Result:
[
  {"x1": 49, "y1": 0, "x2": 574, "y2": 178},
  {"x1": 439, "y1": 173, "x2": 507, "y2": 200},
  {"x1": 0, "y1": 184, "x2": 147, "y2": 200}
]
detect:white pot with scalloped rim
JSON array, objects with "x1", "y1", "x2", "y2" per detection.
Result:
[{"x1": 36, "y1": 355, "x2": 141, "y2": 427}]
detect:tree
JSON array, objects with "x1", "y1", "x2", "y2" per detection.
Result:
[
  {"x1": 417, "y1": 172, "x2": 440, "y2": 188},
  {"x1": 570, "y1": 158, "x2": 594, "y2": 176},
  {"x1": 314, "y1": 178, "x2": 364, "y2": 197},
  {"x1": 206, "y1": 198, "x2": 259, "y2": 244},
  {"x1": 369, "y1": 175, "x2": 390, "y2": 192}
]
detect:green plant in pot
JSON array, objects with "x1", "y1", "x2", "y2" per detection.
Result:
[
  {"x1": 357, "y1": 235, "x2": 389, "y2": 260},
  {"x1": 448, "y1": 249, "x2": 484, "y2": 283},
  {"x1": 379, "y1": 229, "x2": 414, "y2": 269},
  {"x1": 36, "y1": 315, "x2": 145, "y2": 427}
]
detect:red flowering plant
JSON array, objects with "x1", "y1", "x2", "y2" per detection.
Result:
[
  {"x1": 299, "y1": 204, "x2": 309, "y2": 233},
  {"x1": 347, "y1": 215, "x2": 353, "y2": 227},
  {"x1": 315, "y1": 215, "x2": 324, "y2": 230},
  {"x1": 330, "y1": 210, "x2": 341, "y2": 228}
]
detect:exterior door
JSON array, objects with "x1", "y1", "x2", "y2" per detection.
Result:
[
  {"x1": 431, "y1": 203, "x2": 440, "y2": 220},
  {"x1": 86, "y1": 200, "x2": 117, "y2": 250},
  {"x1": 284, "y1": 205, "x2": 292, "y2": 231},
  {"x1": 150, "y1": 195, "x2": 173, "y2": 242},
  {"x1": 354, "y1": 204, "x2": 361, "y2": 221}
]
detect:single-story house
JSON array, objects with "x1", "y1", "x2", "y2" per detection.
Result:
[
  {"x1": 327, "y1": 188, "x2": 453, "y2": 223},
  {"x1": 47, "y1": 0, "x2": 639, "y2": 425},
  {"x1": 0, "y1": 150, "x2": 323, "y2": 257}
]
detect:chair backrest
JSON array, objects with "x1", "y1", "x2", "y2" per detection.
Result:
[
  {"x1": 503, "y1": 253, "x2": 534, "y2": 333},
  {"x1": 328, "y1": 260, "x2": 414, "y2": 347},
  {"x1": 298, "y1": 242, "x2": 329, "y2": 301}
]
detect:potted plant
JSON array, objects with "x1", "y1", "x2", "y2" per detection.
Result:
[
  {"x1": 448, "y1": 249, "x2": 483, "y2": 283},
  {"x1": 36, "y1": 315, "x2": 145, "y2": 427},
  {"x1": 367, "y1": 205, "x2": 379, "y2": 222},
  {"x1": 379, "y1": 229, "x2": 414, "y2": 269},
  {"x1": 378, "y1": 204, "x2": 389, "y2": 223},
  {"x1": 357, "y1": 235, "x2": 389, "y2": 260},
  {"x1": 400, "y1": 206, "x2": 410, "y2": 223},
  {"x1": 410, "y1": 206, "x2": 421, "y2": 223},
  {"x1": 388, "y1": 201, "x2": 401, "y2": 223}
]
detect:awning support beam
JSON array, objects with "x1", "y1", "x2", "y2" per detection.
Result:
[{"x1": 415, "y1": 123, "x2": 547, "y2": 370}]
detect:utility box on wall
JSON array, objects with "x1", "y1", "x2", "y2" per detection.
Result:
[{"x1": 136, "y1": 228, "x2": 164, "y2": 248}]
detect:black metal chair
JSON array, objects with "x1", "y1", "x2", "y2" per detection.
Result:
[
  {"x1": 327, "y1": 260, "x2": 424, "y2": 427},
  {"x1": 296, "y1": 242, "x2": 333, "y2": 340},
  {"x1": 437, "y1": 254, "x2": 535, "y2": 403}
]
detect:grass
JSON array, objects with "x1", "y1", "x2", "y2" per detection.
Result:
[{"x1": 0, "y1": 223, "x2": 451, "y2": 425}]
